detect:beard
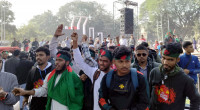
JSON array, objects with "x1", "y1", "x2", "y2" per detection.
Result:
[
  {"x1": 163, "y1": 65, "x2": 174, "y2": 72},
  {"x1": 37, "y1": 62, "x2": 44, "y2": 66},
  {"x1": 37, "y1": 59, "x2": 44, "y2": 66},
  {"x1": 56, "y1": 63, "x2": 67, "y2": 74},
  {"x1": 99, "y1": 65, "x2": 110, "y2": 71}
]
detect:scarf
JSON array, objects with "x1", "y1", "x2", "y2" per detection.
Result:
[
  {"x1": 46, "y1": 66, "x2": 83, "y2": 110},
  {"x1": 159, "y1": 64, "x2": 180, "y2": 77}
]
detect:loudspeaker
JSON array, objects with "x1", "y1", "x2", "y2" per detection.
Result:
[{"x1": 120, "y1": 8, "x2": 134, "y2": 34}]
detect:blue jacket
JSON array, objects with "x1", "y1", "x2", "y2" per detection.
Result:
[{"x1": 178, "y1": 53, "x2": 200, "y2": 84}]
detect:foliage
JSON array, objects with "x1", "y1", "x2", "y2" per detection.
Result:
[
  {"x1": 140, "y1": 0, "x2": 200, "y2": 41},
  {"x1": 57, "y1": 0, "x2": 117, "y2": 37},
  {"x1": 0, "y1": 1, "x2": 16, "y2": 40}
]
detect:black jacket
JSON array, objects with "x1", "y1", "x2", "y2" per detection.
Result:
[
  {"x1": 99, "y1": 71, "x2": 149, "y2": 110},
  {"x1": 15, "y1": 59, "x2": 34, "y2": 85},
  {"x1": 149, "y1": 66, "x2": 200, "y2": 110},
  {"x1": 132, "y1": 58, "x2": 161, "y2": 81},
  {"x1": 25, "y1": 64, "x2": 54, "y2": 110},
  {"x1": 79, "y1": 70, "x2": 93, "y2": 110},
  {"x1": 5, "y1": 57, "x2": 20, "y2": 75}
]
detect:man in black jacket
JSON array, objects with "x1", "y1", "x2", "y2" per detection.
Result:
[
  {"x1": 149, "y1": 43, "x2": 200, "y2": 110},
  {"x1": 141, "y1": 42, "x2": 161, "y2": 63},
  {"x1": 132, "y1": 44, "x2": 161, "y2": 81},
  {"x1": 15, "y1": 52, "x2": 34, "y2": 110},
  {"x1": 24, "y1": 47, "x2": 54, "y2": 110},
  {"x1": 4, "y1": 50, "x2": 20, "y2": 75},
  {"x1": 32, "y1": 38, "x2": 39, "y2": 49},
  {"x1": 99, "y1": 46, "x2": 149, "y2": 110}
]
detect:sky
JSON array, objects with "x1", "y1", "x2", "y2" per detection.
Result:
[{"x1": 7, "y1": 0, "x2": 145, "y2": 28}]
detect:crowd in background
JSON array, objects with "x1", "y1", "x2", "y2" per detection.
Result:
[{"x1": 0, "y1": 25, "x2": 199, "y2": 110}]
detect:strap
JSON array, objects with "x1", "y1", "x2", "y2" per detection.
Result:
[
  {"x1": 105, "y1": 68, "x2": 139, "y2": 93},
  {"x1": 184, "y1": 56, "x2": 192, "y2": 69},
  {"x1": 106, "y1": 70, "x2": 114, "y2": 88},
  {"x1": 131, "y1": 68, "x2": 138, "y2": 91},
  {"x1": 30, "y1": 67, "x2": 37, "y2": 81},
  {"x1": 91, "y1": 69, "x2": 101, "y2": 91}
]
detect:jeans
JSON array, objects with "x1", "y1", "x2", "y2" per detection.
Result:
[{"x1": 20, "y1": 84, "x2": 28, "y2": 110}]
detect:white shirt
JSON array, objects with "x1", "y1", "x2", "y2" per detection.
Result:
[
  {"x1": 49, "y1": 37, "x2": 58, "y2": 59},
  {"x1": 73, "y1": 48, "x2": 105, "y2": 110},
  {"x1": 39, "y1": 41, "x2": 45, "y2": 47},
  {"x1": 95, "y1": 43, "x2": 101, "y2": 49},
  {"x1": 65, "y1": 39, "x2": 71, "y2": 48},
  {"x1": 1, "y1": 59, "x2": 6, "y2": 72},
  {"x1": 34, "y1": 73, "x2": 69, "y2": 110},
  {"x1": 120, "y1": 38, "x2": 128, "y2": 46},
  {"x1": 107, "y1": 43, "x2": 115, "y2": 47},
  {"x1": 61, "y1": 41, "x2": 66, "y2": 47}
]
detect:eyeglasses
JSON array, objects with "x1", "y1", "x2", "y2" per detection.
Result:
[{"x1": 137, "y1": 53, "x2": 147, "y2": 57}]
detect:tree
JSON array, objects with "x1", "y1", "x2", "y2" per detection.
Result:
[
  {"x1": 16, "y1": 10, "x2": 58, "y2": 41},
  {"x1": 57, "y1": 1, "x2": 118, "y2": 37},
  {"x1": 16, "y1": 24, "x2": 46, "y2": 41},
  {"x1": 0, "y1": 1, "x2": 16, "y2": 40},
  {"x1": 29, "y1": 10, "x2": 58, "y2": 35},
  {"x1": 140, "y1": 0, "x2": 200, "y2": 41}
]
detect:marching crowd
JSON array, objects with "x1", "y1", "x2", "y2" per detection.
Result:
[{"x1": 0, "y1": 24, "x2": 200, "y2": 110}]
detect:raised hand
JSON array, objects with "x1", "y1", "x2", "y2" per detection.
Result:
[
  {"x1": 54, "y1": 24, "x2": 65, "y2": 37},
  {"x1": 12, "y1": 88, "x2": 27, "y2": 96},
  {"x1": 71, "y1": 32, "x2": 78, "y2": 41}
]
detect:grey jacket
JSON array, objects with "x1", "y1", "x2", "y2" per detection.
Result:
[
  {"x1": 0, "y1": 72, "x2": 19, "y2": 110},
  {"x1": 128, "y1": 38, "x2": 136, "y2": 46}
]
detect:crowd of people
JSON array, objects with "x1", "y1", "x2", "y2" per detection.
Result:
[{"x1": 0, "y1": 24, "x2": 199, "y2": 110}]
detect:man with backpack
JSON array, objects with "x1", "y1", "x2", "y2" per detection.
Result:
[
  {"x1": 149, "y1": 43, "x2": 200, "y2": 110},
  {"x1": 98, "y1": 46, "x2": 149, "y2": 110},
  {"x1": 72, "y1": 32, "x2": 113, "y2": 110}
]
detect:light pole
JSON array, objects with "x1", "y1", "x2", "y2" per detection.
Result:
[
  {"x1": 3, "y1": 4, "x2": 5, "y2": 40},
  {"x1": 1, "y1": 4, "x2": 3, "y2": 41}
]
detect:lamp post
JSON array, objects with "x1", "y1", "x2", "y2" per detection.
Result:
[
  {"x1": 1, "y1": 4, "x2": 3, "y2": 41},
  {"x1": 3, "y1": 4, "x2": 5, "y2": 40}
]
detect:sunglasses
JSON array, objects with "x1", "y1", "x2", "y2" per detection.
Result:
[{"x1": 137, "y1": 53, "x2": 147, "y2": 57}]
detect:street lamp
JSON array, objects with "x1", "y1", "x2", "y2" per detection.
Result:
[
  {"x1": 1, "y1": 4, "x2": 3, "y2": 41},
  {"x1": 1, "y1": 3, "x2": 5, "y2": 41},
  {"x1": 3, "y1": 4, "x2": 5, "y2": 41}
]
